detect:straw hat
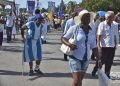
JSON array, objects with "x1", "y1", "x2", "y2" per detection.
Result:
[{"x1": 74, "y1": 10, "x2": 94, "y2": 25}]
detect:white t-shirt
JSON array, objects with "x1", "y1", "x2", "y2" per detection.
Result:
[
  {"x1": 46, "y1": 20, "x2": 50, "y2": 26},
  {"x1": 63, "y1": 18, "x2": 75, "y2": 34},
  {"x1": 54, "y1": 18, "x2": 58, "y2": 24},
  {"x1": 6, "y1": 15, "x2": 14, "y2": 27},
  {"x1": 89, "y1": 19, "x2": 100, "y2": 35},
  {"x1": 63, "y1": 25, "x2": 96, "y2": 60},
  {"x1": 41, "y1": 22, "x2": 47, "y2": 40},
  {"x1": 97, "y1": 21, "x2": 119, "y2": 47}
]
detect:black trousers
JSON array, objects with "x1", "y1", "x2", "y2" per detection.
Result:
[
  {"x1": 0, "y1": 32, "x2": 3, "y2": 46},
  {"x1": 64, "y1": 54, "x2": 68, "y2": 60},
  {"x1": 91, "y1": 39, "x2": 97, "y2": 60},
  {"x1": 92, "y1": 47, "x2": 115, "y2": 77},
  {"x1": 91, "y1": 51, "x2": 95, "y2": 60}
]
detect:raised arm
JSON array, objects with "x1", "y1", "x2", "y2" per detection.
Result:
[
  {"x1": 97, "y1": 23, "x2": 103, "y2": 57},
  {"x1": 114, "y1": 23, "x2": 119, "y2": 47},
  {"x1": 21, "y1": 24, "x2": 28, "y2": 41}
]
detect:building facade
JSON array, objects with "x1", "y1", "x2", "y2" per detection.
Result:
[
  {"x1": 0, "y1": 0, "x2": 13, "y2": 10},
  {"x1": 48, "y1": 1, "x2": 55, "y2": 13}
]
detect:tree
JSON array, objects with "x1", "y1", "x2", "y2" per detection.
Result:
[
  {"x1": 66, "y1": 1, "x2": 77, "y2": 14},
  {"x1": 60, "y1": 0, "x2": 66, "y2": 14},
  {"x1": 55, "y1": 5, "x2": 59, "y2": 14},
  {"x1": 79, "y1": 0, "x2": 120, "y2": 12},
  {"x1": 19, "y1": 8, "x2": 27, "y2": 13},
  {"x1": 111, "y1": 0, "x2": 120, "y2": 13},
  {"x1": 41, "y1": 8, "x2": 47, "y2": 13}
]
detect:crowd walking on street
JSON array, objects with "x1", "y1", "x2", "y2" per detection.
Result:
[{"x1": 0, "y1": 6, "x2": 120, "y2": 86}]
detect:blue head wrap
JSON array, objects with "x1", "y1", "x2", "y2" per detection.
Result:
[
  {"x1": 98, "y1": 11, "x2": 105, "y2": 17},
  {"x1": 35, "y1": 14, "x2": 44, "y2": 20}
]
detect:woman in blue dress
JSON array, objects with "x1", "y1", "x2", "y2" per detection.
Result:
[{"x1": 21, "y1": 14, "x2": 44, "y2": 76}]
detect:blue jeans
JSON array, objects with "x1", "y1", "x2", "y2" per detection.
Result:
[
  {"x1": 47, "y1": 25, "x2": 50, "y2": 32},
  {"x1": 69, "y1": 56, "x2": 90, "y2": 72},
  {"x1": 6, "y1": 27, "x2": 12, "y2": 42}
]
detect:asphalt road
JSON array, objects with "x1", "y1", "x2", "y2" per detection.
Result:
[{"x1": 0, "y1": 31, "x2": 120, "y2": 86}]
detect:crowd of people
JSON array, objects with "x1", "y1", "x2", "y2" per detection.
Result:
[
  {"x1": 0, "y1": 12, "x2": 27, "y2": 44},
  {"x1": 0, "y1": 8, "x2": 120, "y2": 86},
  {"x1": 62, "y1": 10, "x2": 120, "y2": 86}
]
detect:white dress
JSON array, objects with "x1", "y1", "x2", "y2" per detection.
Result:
[
  {"x1": 12, "y1": 25, "x2": 16, "y2": 35},
  {"x1": 0, "y1": 24, "x2": 4, "y2": 32},
  {"x1": 23, "y1": 21, "x2": 43, "y2": 62},
  {"x1": 41, "y1": 21, "x2": 47, "y2": 41}
]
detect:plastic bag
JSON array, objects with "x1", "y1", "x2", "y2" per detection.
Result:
[{"x1": 98, "y1": 69, "x2": 110, "y2": 86}]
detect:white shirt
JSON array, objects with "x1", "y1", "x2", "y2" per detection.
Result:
[
  {"x1": 97, "y1": 21, "x2": 119, "y2": 47},
  {"x1": 26, "y1": 22, "x2": 43, "y2": 40},
  {"x1": 0, "y1": 23, "x2": 4, "y2": 32},
  {"x1": 41, "y1": 22, "x2": 47, "y2": 40},
  {"x1": 46, "y1": 20, "x2": 50, "y2": 26},
  {"x1": 89, "y1": 19, "x2": 100, "y2": 35},
  {"x1": 63, "y1": 25, "x2": 96, "y2": 61},
  {"x1": 6, "y1": 15, "x2": 14, "y2": 27},
  {"x1": 54, "y1": 18, "x2": 58, "y2": 24},
  {"x1": 63, "y1": 18, "x2": 75, "y2": 34}
]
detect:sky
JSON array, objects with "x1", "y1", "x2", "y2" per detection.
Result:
[{"x1": 9, "y1": 0, "x2": 82, "y2": 8}]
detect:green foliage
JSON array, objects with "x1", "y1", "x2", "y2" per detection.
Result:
[
  {"x1": 19, "y1": 8, "x2": 27, "y2": 13},
  {"x1": 79, "y1": 0, "x2": 120, "y2": 12},
  {"x1": 56, "y1": 0, "x2": 120, "y2": 14},
  {"x1": 61, "y1": 4, "x2": 66, "y2": 14},
  {"x1": 66, "y1": 1, "x2": 77, "y2": 14},
  {"x1": 55, "y1": 1, "x2": 77, "y2": 14},
  {"x1": 41, "y1": 8, "x2": 48, "y2": 13},
  {"x1": 55, "y1": 5, "x2": 59, "y2": 13}
]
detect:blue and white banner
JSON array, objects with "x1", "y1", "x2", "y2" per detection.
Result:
[
  {"x1": 58, "y1": 3, "x2": 63, "y2": 18},
  {"x1": 27, "y1": 0, "x2": 35, "y2": 14}
]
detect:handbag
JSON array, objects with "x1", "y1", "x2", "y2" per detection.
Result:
[{"x1": 60, "y1": 25, "x2": 78, "y2": 55}]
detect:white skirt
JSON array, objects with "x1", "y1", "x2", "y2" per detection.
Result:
[
  {"x1": 12, "y1": 25, "x2": 16, "y2": 35},
  {"x1": 23, "y1": 39, "x2": 42, "y2": 62}
]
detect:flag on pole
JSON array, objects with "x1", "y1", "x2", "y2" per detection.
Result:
[
  {"x1": 58, "y1": 6, "x2": 62, "y2": 17},
  {"x1": 12, "y1": 0, "x2": 16, "y2": 16},
  {"x1": 58, "y1": 6, "x2": 62, "y2": 18},
  {"x1": 48, "y1": 11, "x2": 53, "y2": 20},
  {"x1": 27, "y1": 0, "x2": 35, "y2": 14}
]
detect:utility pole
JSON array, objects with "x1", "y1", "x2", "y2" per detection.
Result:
[{"x1": 36, "y1": 0, "x2": 39, "y2": 9}]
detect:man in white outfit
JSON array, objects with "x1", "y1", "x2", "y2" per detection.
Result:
[
  {"x1": 6, "y1": 12, "x2": 14, "y2": 42},
  {"x1": 94, "y1": 11, "x2": 119, "y2": 78},
  {"x1": 41, "y1": 14, "x2": 48, "y2": 44}
]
